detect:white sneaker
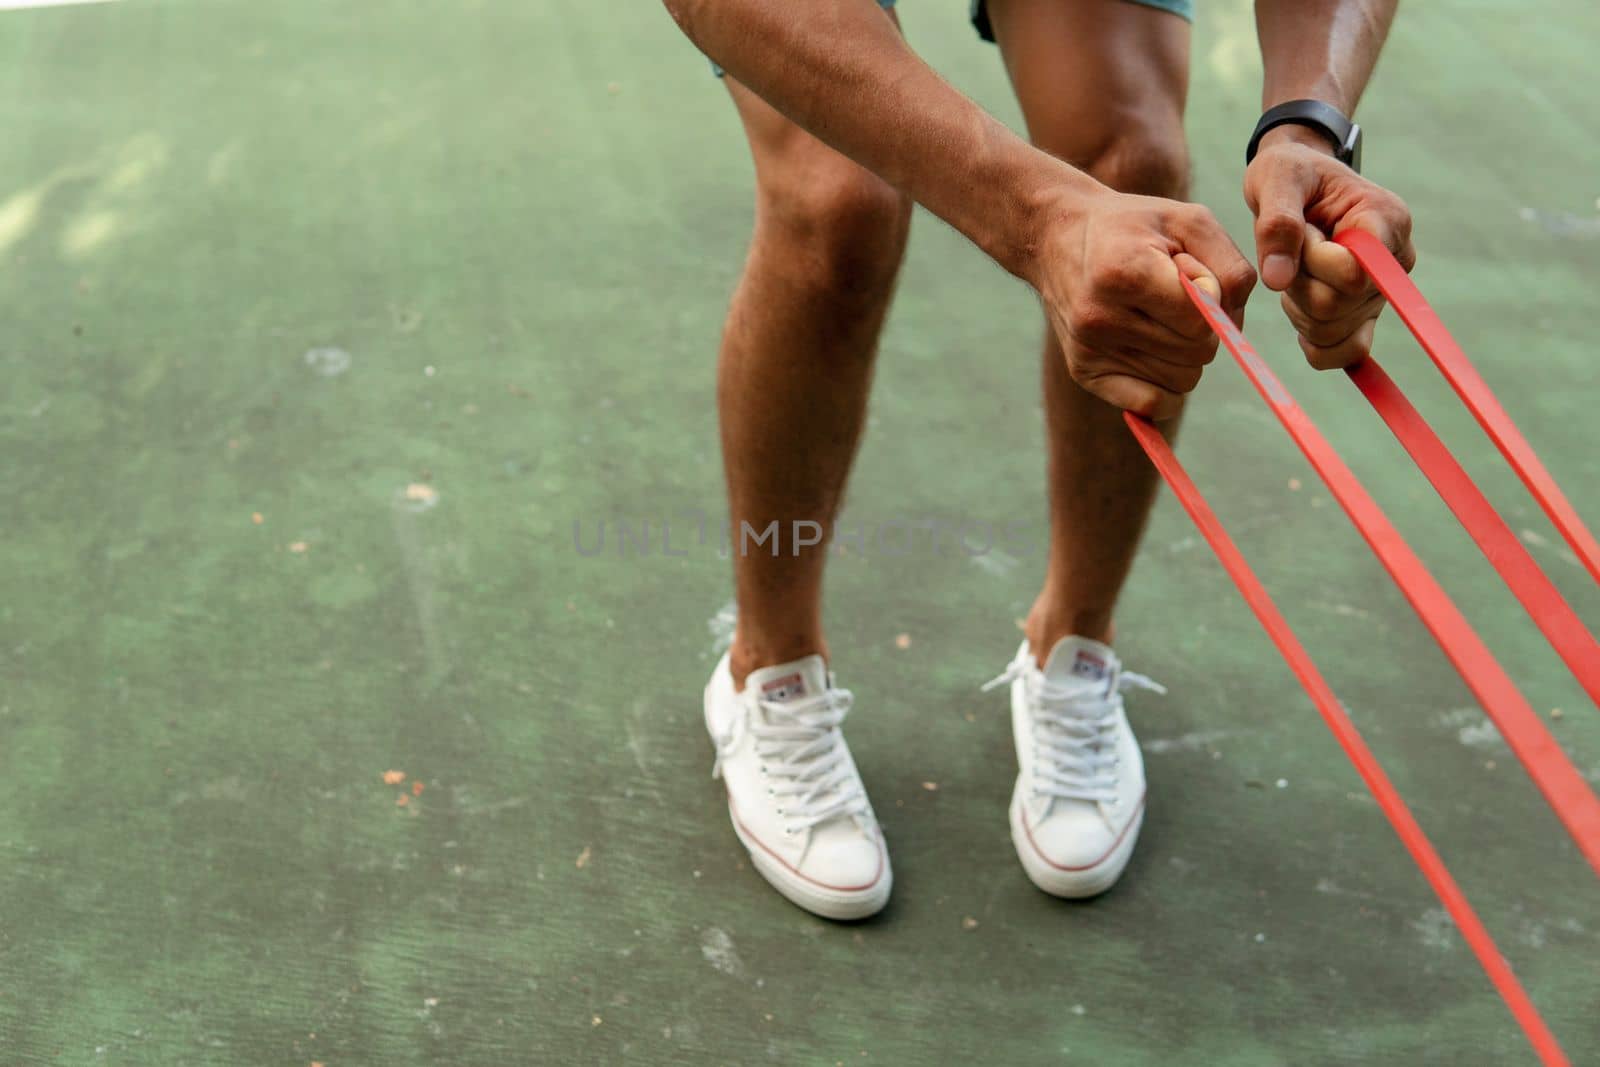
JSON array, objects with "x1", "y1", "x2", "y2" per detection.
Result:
[
  {"x1": 984, "y1": 637, "x2": 1164, "y2": 898},
  {"x1": 704, "y1": 652, "x2": 891, "y2": 920}
]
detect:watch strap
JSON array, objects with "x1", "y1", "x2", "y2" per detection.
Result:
[{"x1": 1247, "y1": 99, "x2": 1362, "y2": 172}]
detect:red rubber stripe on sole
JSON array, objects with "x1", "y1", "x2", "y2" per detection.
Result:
[
  {"x1": 1337, "y1": 228, "x2": 1600, "y2": 585},
  {"x1": 1346, "y1": 356, "x2": 1600, "y2": 708},
  {"x1": 1124, "y1": 412, "x2": 1570, "y2": 1067},
  {"x1": 1180, "y1": 274, "x2": 1600, "y2": 879}
]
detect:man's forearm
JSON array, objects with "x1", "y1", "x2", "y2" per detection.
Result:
[
  {"x1": 1255, "y1": 0, "x2": 1398, "y2": 119},
  {"x1": 664, "y1": 0, "x2": 1099, "y2": 280}
]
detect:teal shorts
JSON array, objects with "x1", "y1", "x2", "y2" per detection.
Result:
[
  {"x1": 972, "y1": 0, "x2": 1193, "y2": 41},
  {"x1": 710, "y1": 0, "x2": 1191, "y2": 77}
]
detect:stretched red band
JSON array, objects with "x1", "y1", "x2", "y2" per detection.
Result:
[
  {"x1": 1337, "y1": 228, "x2": 1600, "y2": 585},
  {"x1": 1179, "y1": 273, "x2": 1600, "y2": 878},
  {"x1": 1125, "y1": 412, "x2": 1569, "y2": 1066},
  {"x1": 1345, "y1": 357, "x2": 1600, "y2": 708}
]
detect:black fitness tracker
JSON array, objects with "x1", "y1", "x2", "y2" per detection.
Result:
[{"x1": 1246, "y1": 99, "x2": 1363, "y2": 173}]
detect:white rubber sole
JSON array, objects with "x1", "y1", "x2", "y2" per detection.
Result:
[
  {"x1": 728, "y1": 804, "x2": 891, "y2": 921},
  {"x1": 1009, "y1": 790, "x2": 1143, "y2": 900}
]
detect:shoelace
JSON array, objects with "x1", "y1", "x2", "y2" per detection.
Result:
[
  {"x1": 713, "y1": 686, "x2": 870, "y2": 835},
  {"x1": 983, "y1": 653, "x2": 1165, "y2": 805}
]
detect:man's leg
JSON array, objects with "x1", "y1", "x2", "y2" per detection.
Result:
[
  {"x1": 699, "y1": 57, "x2": 909, "y2": 923},
  {"x1": 718, "y1": 73, "x2": 911, "y2": 686},
  {"x1": 977, "y1": 0, "x2": 1192, "y2": 898},
  {"x1": 985, "y1": 0, "x2": 1192, "y2": 660}
]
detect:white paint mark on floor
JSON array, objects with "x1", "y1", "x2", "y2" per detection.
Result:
[
  {"x1": 1315, "y1": 877, "x2": 1378, "y2": 902},
  {"x1": 1518, "y1": 527, "x2": 1583, "y2": 569},
  {"x1": 1436, "y1": 707, "x2": 1504, "y2": 749},
  {"x1": 1412, "y1": 908, "x2": 1457, "y2": 951},
  {"x1": 390, "y1": 491, "x2": 448, "y2": 679},
  {"x1": 1519, "y1": 206, "x2": 1600, "y2": 240},
  {"x1": 1457, "y1": 718, "x2": 1503, "y2": 750},
  {"x1": 304, "y1": 346, "x2": 352, "y2": 377},
  {"x1": 0, "y1": 0, "x2": 118, "y2": 10},
  {"x1": 969, "y1": 549, "x2": 1019, "y2": 578},
  {"x1": 1144, "y1": 730, "x2": 1229, "y2": 755},
  {"x1": 625, "y1": 699, "x2": 658, "y2": 784},
  {"x1": 455, "y1": 793, "x2": 528, "y2": 817},
  {"x1": 699, "y1": 926, "x2": 744, "y2": 977},
  {"x1": 1311, "y1": 601, "x2": 1373, "y2": 621},
  {"x1": 707, "y1": 600, "x2": 736, "y2": 654}
]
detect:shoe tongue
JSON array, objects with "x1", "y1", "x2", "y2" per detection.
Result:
[
  {"x1": 744, "y1": 654, "x2": 830, "y2": 707},
  {"x1": 1039, "y1": 636, "x2": 1118, "y2": 691}
]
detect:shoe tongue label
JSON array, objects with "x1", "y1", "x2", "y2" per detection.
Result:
[
  {"x1": 759, "y1": 671, "x2": 808, "y2": 703},
  {"x1": 1071, "y1": 649, "x2": 1109, "y2": 682}
]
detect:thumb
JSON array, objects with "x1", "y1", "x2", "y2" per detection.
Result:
[
  {"x1": 1337, "y1": 205, "x2": 1418, "y2": 273},
  {"x1": 1173, "y1": 251, "x2": 1241, "y2": 330},
  {"x1": 1175, "y1": 250, "x2": 1219, "y2": 291},
  {"x1": 1301, "y1": 223, "x2": 1367, "y2": 293},
  {"x1": 1252, "y1": 171, "x2": 1312, "y2": 292}
]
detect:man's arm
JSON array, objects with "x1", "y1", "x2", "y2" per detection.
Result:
[
  {"x1": 1246, "y1": 0, "x2": 1416, "y2": 369},
  {"x1": 668, "y1": 0, "x2": 1081, "y2": 280},
  {"x1": 1257, "y1": 0, "x2": 1394, "y2": 117},
  {"x1": 665, "y1": 0, "x2": 1256, "y2": 418}
]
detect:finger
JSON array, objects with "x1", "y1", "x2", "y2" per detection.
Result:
[
  {"x1": 1179, "y1": 257, "x2": 1223, "y2": 308},
  {"x1": 1280, "y1": 289, "x2": 1386, "y2": 347},
  {"x1": 1132, "y1": 307, "x2": 1216, "y2": 351},
  {"x1": 1171, "y1": 251, "x2": 1248, "y2": 336},
  {"x1": 1284, "y1": 271, "x2": 1383, "y2": 324},
  {"x1": 1394, "y1": 233, "x2": 1418, "y2": 273},
  {"x1": 1093, "y1": 247, "x2": 1215, "y2": 343},
  {"x1": 1066, "y1": 312, "x2": 1218, "y2": 370},
  {"x1": 1299, "y1": 317, "x2": 1378, "y2": 371},
  {"x1": 1078, "y1": 370, "x2": 1186, "y2": 421},
  {"x1": 1171, "y1": 214, "x2": 1256, "y2": 320},
  {"x1": 1336, "y1": 193, "x2": 1417, "y2": 272},
  {"x1": 1132, "y1": 251, "x2": 1216, "y2": 339},
  {"x1": 1301, "y1": 225, "x2": 1370, "y2": 296},
  {"x1": 1099, "y1": 348, "x2": 1207, "y2": 394},
  {"x1": 1249, "y1": 167, "x2": 1316, "y2": 291}
]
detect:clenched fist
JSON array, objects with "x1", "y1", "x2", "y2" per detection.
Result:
[
  {"x1": 1029, "y1": 189, "x2": 1257, "y2": 420},
  {"x1": 1245, "y1": 130, "x2": 1416, "y2": 369}
]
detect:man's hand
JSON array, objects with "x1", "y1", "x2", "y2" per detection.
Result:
[
  {"x1": 1244, "y1": 130, "x2": 1415, "y2": 370},
  {"x1": 1032, "y1": 189, "x2": 1257, "y2": 420}
]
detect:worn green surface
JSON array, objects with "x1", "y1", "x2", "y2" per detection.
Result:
[{"x1": 1, "y1": 0, "x2": 1598, "y2": 1063}]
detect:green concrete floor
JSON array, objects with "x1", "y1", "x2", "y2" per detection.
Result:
[{"x1": 2, "y1": 0, "x2": 1598, "y2": 1063}]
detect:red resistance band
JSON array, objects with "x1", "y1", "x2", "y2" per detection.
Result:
[
  {"x1": 1338, "y1": 229, "x2": 1600, "y2": 586},
  {"x1": 1180, "y1": 274, "x2": 1600, "y2": 878},
  {"x1": 1345, "y1": 357, "x2": 1600, "y2": 708},
  {"x1": 1125, "y1": 413, "x2": 1569, "y2": 1066}
]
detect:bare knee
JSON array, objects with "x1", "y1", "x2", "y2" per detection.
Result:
[
  {"x1": 756, "y1": 159, "x2": 911, "y2": 302},
  {"x1": 1078, "y1": 128, "x2": 1190, "y2": 200},
  {"x1": 1037, "y1": 118, "x2": 1190, "y2": 200}
]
